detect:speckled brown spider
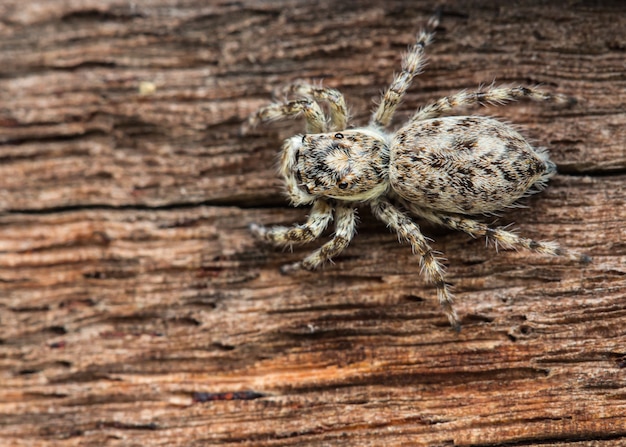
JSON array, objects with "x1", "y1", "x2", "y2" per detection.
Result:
[{"x1": 247, "y1": 14, "x2": 590, "y2": 330}]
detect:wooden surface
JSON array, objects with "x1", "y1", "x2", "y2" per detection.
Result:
[{"x1": 0, "y1": 1, "x2": 625, "y2": 446}]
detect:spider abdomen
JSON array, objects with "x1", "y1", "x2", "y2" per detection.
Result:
[{"x1": 389, "y1": 116, "x2": 555, "y2": 214}]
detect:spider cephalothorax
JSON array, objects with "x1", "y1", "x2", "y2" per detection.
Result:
[
  {"x1": 248, "y1": 13, "x2": 590, "y2": 330},
  {"x1": 286, "y1": 130, "x2": 391, "y2": 203}
]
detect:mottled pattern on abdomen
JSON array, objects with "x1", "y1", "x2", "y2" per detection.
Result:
[{"x1": 389, "y1": 116, "x2": 554, "y2": 214}]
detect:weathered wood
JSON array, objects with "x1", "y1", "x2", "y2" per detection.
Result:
[{"x1": 0, "y1": 1, "x2": 625, "y2": 446}]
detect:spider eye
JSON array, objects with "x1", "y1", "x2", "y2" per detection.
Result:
[
  {"x1": 334, "y1": 133, "x2": 344, "y2": 139},
  {"x1": 338, "y1": 181, "x2": 349, "y2": 189}
]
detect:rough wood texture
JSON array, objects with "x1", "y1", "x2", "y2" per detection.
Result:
[{"x1": 0, "y1": 1, "x2": 624, "y2": 446}]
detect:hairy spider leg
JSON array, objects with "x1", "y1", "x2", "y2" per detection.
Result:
[
  {"x1": 371, "y1": 13, "x2": 439, "y2": 128},
  {"x1": 248, "y1": 98, "x2": 327, "y2": 133},
  {"x1": 401, "y1": 201, "x2": 591, "y2": 264},
  {"x1": 250, "y1": 199, "x2": 334, "y2": 246},
  {"x1": 371, "y1": 198, "x2": 460, "y2": 330},
  {"x1": 280, "y1": 205, "x2": 358, "y2": 273},
  {"x1": 280, "y1": 83, "x2": 349, "y2": 131},
  {"x1": 411, "y1": 85, "x2": 571, "y2": 123}
]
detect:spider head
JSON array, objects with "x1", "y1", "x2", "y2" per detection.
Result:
[{"x1": 280, "y1": 129, "x2": 390, "y2": 205}]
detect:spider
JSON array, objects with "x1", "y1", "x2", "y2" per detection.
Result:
[{"x1": 247, "y1": 14, "x2": 591, "y2": 330}]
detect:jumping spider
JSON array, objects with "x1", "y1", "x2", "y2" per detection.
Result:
[{"x1": 248, "y1": 14, "x2": 590, "y2": 330}]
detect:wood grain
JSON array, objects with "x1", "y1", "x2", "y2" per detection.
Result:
[{"x1": 0, "y1": 1, "x2": 624, "y2": 446}]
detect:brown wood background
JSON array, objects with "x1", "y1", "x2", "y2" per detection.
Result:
[{"x1": 1, "y1": 1, "x2": 625, "y2": 446}]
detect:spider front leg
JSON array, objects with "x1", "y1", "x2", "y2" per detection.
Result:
[
  {"x1": 281, "y1": 205, "x2": 357, "y2": 274},
  {"x1": 411, "y1": 85, "x2": 571, "y2": 122},
  {"x1": 371, "y1": 198, "x2": 460, "y2": 330},
  {"x1": 250, "y1": 199, "x2": 334, "y2": 247},
  {"x1": 403, "y1": 203, "x2": 592, "y2": 264},
  {"x1": 371, "y1": 13, "x2": 439, "y2": 128},
  {"x1": 248, "y1": 98, "x2": 327, "y2": 133},
  {"x1": 280, "y1": 83, "x2": 348, "y2": 131}
]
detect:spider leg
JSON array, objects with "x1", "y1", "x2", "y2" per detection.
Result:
[
  {"x1": 402, "y1": 203, "x2": 592, "y2": 264},
  {"x1": 371, "y1": 13, "x2": 439, "y2": 128},
  {"x1": 371, "y1": 198, "x2": 460, "y2": 331},
  {"x1": 250, "y1": 199, "x2": 333, "y2": 247},
  {"x1": 280, "y1": 83, "x2": 348, "y2": 131},
  {"x1": 281, "y1": 204, "x2": 357, "y2": 274},
  {"x1": 411, "y1": 85, "x2": 571, "y2": 122},
  {"x1": 248, "y1": 98, "x2": 327, "y2": 133}
]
